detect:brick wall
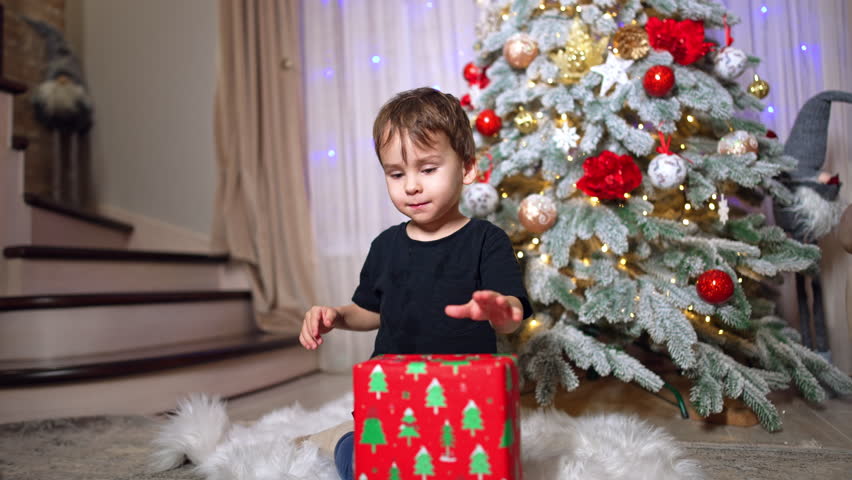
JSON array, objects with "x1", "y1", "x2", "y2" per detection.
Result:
[{"x1": 2, "y1": 0, "x2": 68, "y2": 199}]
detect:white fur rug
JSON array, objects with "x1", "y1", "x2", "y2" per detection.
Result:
[{"x1": 150, "y1": 394, "x2": 704, "y2": 480}]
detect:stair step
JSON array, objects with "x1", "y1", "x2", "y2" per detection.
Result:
[
  {"x1": 0, "y1": 332, "x2": 298, "y2": 386},
  {"x1": 0, "y1": 289, "x2": 250, "y2": 311},
  {"x1": 0, "y1": 344, "x2": 318, "y2": 423},
  {"x1": 23, "y1": 193, "x2": 134, "y2": 234},
  {"x1": 0, "y1": 290, "x2": 255, "y2": 361},
  {"x1": 4, "y1": 245, "x2": 228, "y2": 263},
  {"x1": 0, "y1": 77, "x2": 27, "y2": 95},
  {"x1": 2, "y1": 247, "x2": 233, "y2": 295}
]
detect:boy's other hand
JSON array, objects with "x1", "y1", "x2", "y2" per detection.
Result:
[
  {"x1": 300, "y1": 306, "x2": 340, "y2": 350},
  {"x1": 444, "y1": 290, "x2": 523, "y2": 333}
]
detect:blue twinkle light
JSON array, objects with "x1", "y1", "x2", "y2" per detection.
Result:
[
  {"x1": 760, "y1": 5, "x2": 768, "y2": 14},
  {"x1": 324, "y1": 68, "x2": 334, "y2": 78},
  {"x1": 327, "y1": 149, "x2": 336, "y2": 158},
  {"x1": 800, "y1": 44, "x2": 808, "y2": 52},
  {"x1": 767, "y1": 106, "x2": 775, "y2": 113},
  {"x1": 371, "y1": 55, "x2": 381, "y2": 64}
]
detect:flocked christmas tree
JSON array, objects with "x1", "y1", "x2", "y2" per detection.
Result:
[{"x1": 459, "y1": 0, "x2": 852, "y2": 431}]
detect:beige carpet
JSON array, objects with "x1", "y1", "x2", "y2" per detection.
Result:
[{"x1": 1, "y1": 415, "x2": 851, "y2": 480}]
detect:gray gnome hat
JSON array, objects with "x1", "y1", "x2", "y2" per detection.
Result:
[
  {"x1": 775, "y1": 90, "x2": 851, "y2": 241},
  {"x1": 20, "y1": 16, "x2": 86, "y2": 86}
]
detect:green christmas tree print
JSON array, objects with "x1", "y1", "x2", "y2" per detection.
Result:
[
  {"x1": 469, "y1": 444, "x2": 491, "y2": 480},
  {"x1": 440, "y1": 360, "x2": 470, "y2": 375},
  {"x1": 426, "y1": 378, "x2": 446, "y2": 414},
  {"x1": 462, "y1": 400, "x2": 484, "y2": 437},
  {"x1": 369, "y1": 364, "x2": 388, "y2": 399},
  {"x1": 389, "y1": 462, "x2": 401, "y2": 480},
  {"x1": 414, "y1": 446, "x2": 434, "y2": 480},
  {"x1": 360, "y1": 417, "x2": 386, "y2": 453},
  {"x1": 406, "y1": 361, "x2": 427, "y2": 380},
  {"x1": 439, "y1": 419, "x2": 456, "y2": 463},
  {"x1": 500, "y1": 417, "x2": 514, "y2": 448},
  {"x1": 398, "y1": 407, "x2": 420, "y2": 446}
]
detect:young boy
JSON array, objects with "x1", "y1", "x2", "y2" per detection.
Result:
[{"x1": 298, "y1": 87, "x2": 532, "y2": 480}]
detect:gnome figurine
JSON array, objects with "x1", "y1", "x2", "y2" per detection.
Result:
[
  {"x1": 22, "y1": 16, "x2": 93, "y2": 204},
  {"x1": 773, "y1": 90, "x2": 851, "y2": 359}
]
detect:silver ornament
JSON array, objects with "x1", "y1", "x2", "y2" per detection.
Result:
[
  {"x1": 463, "y1": 183, "x2": 499, "y2": 218},
  {"x1": 648, "y1": 153, "x2": 687, "y2": 189},
  {"x1": 713, "y1": 47, "x2": 748, "y2": 81}
]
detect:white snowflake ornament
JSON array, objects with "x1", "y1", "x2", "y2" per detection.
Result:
[
  {"x1": 553, "y1": 124, "x2": 580, "y2": 152},
  {"x1": 718, "y1": 194, "x2": 730, "y2": 225}
]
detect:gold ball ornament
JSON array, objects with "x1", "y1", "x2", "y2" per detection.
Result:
[
  {"x1": 717, "y1": 130, "x2": 759, "y2": 155},
  {"x1": 503, "y1": 33, "x2": 539, "y2": 69},
  {"x1": 612, "y1": 25, "x2": 650, "y2": 60},
  {"x1": 677, "y1": 112, "x2": 701, "y2": 136},
  {"x1": 519, "y1": 194, "x2": 558, "y2": 234},
  {"x1": 514, "y1": 109, "x2": 539, "y2": 134},
  {"x1": 748, "y1": 74, "x2": 770, "y2": 99}
]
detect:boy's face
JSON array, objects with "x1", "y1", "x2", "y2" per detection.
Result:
[{"x1": 379, "y1": 130, "x2": 476, "y2": 229}]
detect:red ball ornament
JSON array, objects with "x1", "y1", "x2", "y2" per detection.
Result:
[
  {"x1": 643, "y1": 65, "x2": 675, "y2": 97},
  {"x1": 463, "y1": 62, "x2": 482, "y2": 84},
  {"x1": 696, "y1": 269, "x2": 735, "y2": 304},
  {"x1": 475, "y1": 109, "x2": 502, "y2": 136},
  {"x1": 766, "y1": 129, "x2": 778, "y2": 139},
  {"x1": 460, "y1": 94, "x2": 473, "y2": 110}
]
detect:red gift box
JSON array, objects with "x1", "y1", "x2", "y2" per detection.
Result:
[{"x1": 353, "y1": 354, "x2": 522, "y2": 480}]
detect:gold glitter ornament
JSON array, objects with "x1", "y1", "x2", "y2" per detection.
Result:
[
  {"x1": 503, "y1": 33, "x2": 540, "y2": 69},
  {"x1": 747, "y1": 74, "x2": 770, "y2": 99},
  {"x1": 549, "y1": 20, "x2": 609, "y2": 85},
  {"x1": 717, "y1": 130, "x2": 759, "y2": 155},
  {"x1": 677, "y1": 112, "x2": 701, "y2": 136},
  {"x1": 612, "y1": 25, "x2": 650, "y2": 60},
  {"x1": 514, "y1": 108, "x2": 538, "y2": 134}
]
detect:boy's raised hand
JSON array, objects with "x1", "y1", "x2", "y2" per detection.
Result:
[
  {"x1": 444, "y1": 290, "x2": 523, "y2": 333},
  {"x1": 300, "y1": 306, "x2": 340, "y2": 350}
]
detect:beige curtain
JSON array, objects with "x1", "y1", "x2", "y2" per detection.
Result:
[{"x1": 212, "y1": 0, "x2": 316, "y2": 333}]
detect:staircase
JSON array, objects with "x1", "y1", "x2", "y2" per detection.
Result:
[{"x1": 0, "y1": 79, "x2": 317, "y2": 423}]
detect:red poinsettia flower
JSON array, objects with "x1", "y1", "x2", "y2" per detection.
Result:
[
  {"x1": 645, "y1": 17, "x2": 714, "y2": 65},
  {"x1": 577, "y1": 151, "x2": 643, "y2": 199}
]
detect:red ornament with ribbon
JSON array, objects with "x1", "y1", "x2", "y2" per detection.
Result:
[
  {"x1": 576, "y1": 151, "x2": 642, "y2": 200},
  {"x1": 645, "y1": 17, "x2": 713, "y2": 66}
]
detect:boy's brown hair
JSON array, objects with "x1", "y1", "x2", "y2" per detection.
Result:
[{"x1": 372, "y1": 87, "x2": 475, "y2": 166}]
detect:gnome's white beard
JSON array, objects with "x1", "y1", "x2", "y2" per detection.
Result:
[
  {"x1": 788, "y1": 186, "x2": 844, "y2": 241},
  {"x1": 33, "y1": 79, "x2": 91, "y2": 115}
]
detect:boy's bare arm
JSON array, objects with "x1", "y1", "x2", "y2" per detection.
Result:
[
  {"x1": 300, "y1": 303, "x2": 380, "y2": 350},
  {"x1": 335, "y1": 303, "x2": 381, "y2": 331},
  {"x1": 444, "y1": 290, "x2": 524, "y2": 334}
]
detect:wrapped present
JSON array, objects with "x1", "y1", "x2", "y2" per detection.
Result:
[{"x1": 353, "y1": 353, "x2": 522, "y2": 480}]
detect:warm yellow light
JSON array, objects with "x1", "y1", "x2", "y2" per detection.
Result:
[
  {"x1": 532, "y1": 237, "x2": 540, "y2": 245},
  {"x1": 530, "y1": 319, "x2": 539, "y2": 327},
  {"x1": 528, "y1": 81, "x2": 536, "y2": 88},
  {"x1": 555, "y1": 175, "x2": 561, "y2": 180},
  {"x1": 536, "y1": 111, "x2": 544, "y2": 119},
  {"x1": 642, "y1": 195, "x2": 648, "y2": 201},
  {"x1": 567, "y1": 155, "x2": 574, "y2": 162},
  {"x1": 687, "y1": 115, "x2": 695, "y2": 123},
  {"x1": 601, "y1": 244, "x2": 609, "y2": 253},
  {"x1": 619, "y1": 258, "x2": 627, "y2": 266},
  {"x1": 517, "y1": 251, "x2": 524, "y2": 259},
  {"x1": 547, "y1": 78, "x2": 555, "y2": 84},
  {"x1": 629, "y1": 312, "x2": 635, "y2": 318},
  {"x1": 638, "y1": 124, "x2": 644, "y2": 130},
  {"x1": 590, "y1": 197, "x2": 600, "y2": 206},
  {"x1": 711, "y1": 193, "x2": 718, "y2": 200},
  {"x1": 678, "y1": 185, "x2": 685, "y2": 191},
  {"x1": 680, "y1": 144, "x2": 686, "y2": 150},
  {"x1": 539, "y1": 3, "x2": 546, "y2": 9},
  {"x1": 705, "y1": 316, "x2": 711, "y2": 322},
  {"x1": 582, "y1": 258, "x2": 591, "y2": 266},
  {"x1": 634, "y1": 296, "x2": 640, "y2": 301},
  {"x1": 623, "y1": 193, "x2": 631, "y2": 199},
  {"x1": 541, "y1": 254, "x2": 551, "y2": 264},
  {"x1": 684, "y1": 203, "x2": 692, "y2": 211},
  {"x1": 738, "y1": 277, "x2": 743, "y2": 283},
  {"x1": 682, "y1": 219, "x2": 690, "y2": 225},
  {"x1": 688, "y1": 305, "x2": 694, "y2": 311},
  {"x1": 501, "y1": 192, "x2": 508, "y2": 198},
  {"x1": 709, "y1": 203, "x2": 716, "y2": 211},
  {"x1": 642, "y1": 210, "x2": 648, "y2": 216},
  {"x1": 670, "y1": 278, "x2": 677, "y2": 284},
  {"x1": 718, "y1": 329, "x2": 724, "y2": 335}
]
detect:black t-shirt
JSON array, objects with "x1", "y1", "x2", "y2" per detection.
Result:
[{"x1": 352, "y1": 218, "x2": 533, "y2": 357}]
